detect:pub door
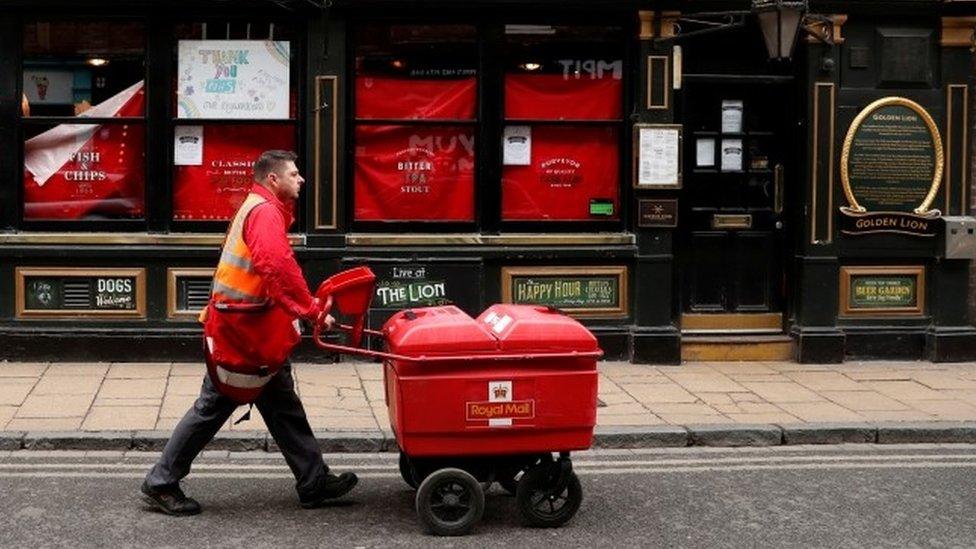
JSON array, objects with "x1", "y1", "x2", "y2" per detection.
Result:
[{"x1": 678, "y1": 78, "x2": 797, "y2": 332}]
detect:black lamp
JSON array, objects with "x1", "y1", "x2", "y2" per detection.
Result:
[{"x1": 752, "y1": 0, "x2": 808, "y2": 60}]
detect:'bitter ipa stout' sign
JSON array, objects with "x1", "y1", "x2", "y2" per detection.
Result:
[
  {"x1": 501, "y1": 266, "x2": 627, "y2": 318},
  {"x1": 840, "y1": 97, "x2": 943, "y2": 236}
]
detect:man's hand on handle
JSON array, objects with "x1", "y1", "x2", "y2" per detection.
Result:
[{"x1": 312, "y1": 297, "x2": 335, "y2": 330}]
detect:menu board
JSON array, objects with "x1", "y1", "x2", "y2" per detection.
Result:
[{"x1": 634, "y1": 124, "x2": 681, "y2": 188}]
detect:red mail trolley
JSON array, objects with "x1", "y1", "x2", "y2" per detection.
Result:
[{"x1": 313, "y1": 267, "x2": 602, "y2": 536}]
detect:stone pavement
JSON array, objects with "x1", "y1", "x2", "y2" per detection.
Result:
[{"x1": 3, "y1": 359, "x2": 976, "y2": 450}]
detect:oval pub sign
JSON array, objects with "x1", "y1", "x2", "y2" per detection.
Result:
[{"x1": 840, "y1": 97, "x2": 943, "y2": 215}]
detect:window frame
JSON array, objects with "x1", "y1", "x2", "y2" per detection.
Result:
[
  {"x1": 17, "y1": 16, "x2": 150, "y2": 231},
  {"x1": 167, "y1": 18, "x2": 305, "y2": 231},
  {"x1": 11, "y1": 13, "x2": 308, "y2": 234},
  {"x1": 345, "y1": 13, "x2": 633, "y2": 233},
  {"x1": 349, "y1": 21, "x2": 481, "y2": 230}
]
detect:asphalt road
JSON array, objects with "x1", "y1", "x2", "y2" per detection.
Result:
[{"x1": 2, "y1": 444, "x2": 975, "y2": 548}]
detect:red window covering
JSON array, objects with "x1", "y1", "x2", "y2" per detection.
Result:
[
  {"x1": 356, "y1": 76, "x2": 477, "y2": 120},
  {"x1": 354, "y1": 125, "x2": 475, "y2": 221},
  {"x1": 173, "y1": 124, "x2": 295, "y2": 221},
  {"x1": 502, "y1": 126, "x2": 619, "y2": 221},
  {"x1": 504, "y1": 73, "x2": 622, "y2": 120},
  {"x1": 22, "y1": 81, "x2": 146, "y2": 220}
]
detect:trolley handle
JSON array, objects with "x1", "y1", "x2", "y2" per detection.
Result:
[{"x1": 311, "y1": 319, "x2": 603, "y2": 364}]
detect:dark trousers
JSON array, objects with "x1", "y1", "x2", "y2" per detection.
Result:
[{"x1": 145, "y1": 363, "x2": 328, "y2": 498}]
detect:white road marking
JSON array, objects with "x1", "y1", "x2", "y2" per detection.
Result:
[
  {"x1": 582, "y1": 461, "x2": 976, "y2": 474},
  {"x1": 2, "y1": 459, "x2": 976, "y2": 479},
  {"x1": 4, "y1": 452, "x2": 976, "y2": 471}
]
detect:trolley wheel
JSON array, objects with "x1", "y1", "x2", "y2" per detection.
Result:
[
  {"x1": 415, "y1": 468, "x2": 485, "y2": 536},
  {"x1": 516, "y1": 464, "x2": 583, "y2": 528},
  {"x1": 399, "y1": 452, "x2": 418, "y2": 489},
  {"x1": 497, "y1": 466, "x2": 521, "y2": 496}
]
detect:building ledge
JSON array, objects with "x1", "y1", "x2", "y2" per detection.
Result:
[
  {"x1": 0, "y1": 233, "x2": 305, "y2": 246},
  {"x1": 345, "y1": 233, "x2": 636, "y2": 246}
]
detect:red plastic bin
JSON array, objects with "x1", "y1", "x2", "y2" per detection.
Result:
[{"x1": 383, "y1": 304, "x2": 600, "y2": 458}]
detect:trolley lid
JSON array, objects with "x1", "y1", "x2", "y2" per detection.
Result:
[
  {"x1": 476, "y1": 304, "x2": 599, "y2": 353},
  {"x1": 384, "y1": 306, "x2": 497, "y2": 355}
]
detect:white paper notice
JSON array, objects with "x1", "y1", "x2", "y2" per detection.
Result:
[
  {"x1": 174, "y1": 125, "x2": 204, "y2": 166},
  {"x1": 177, "y1": 40, "x2": 290, "y2": 120},
  {"x1": 696, "y1": 138, "x2": 715, "y2": 167},
  {"x1": 721, "y1": 100, "x2": 744, "y2": 133},
  {"x1": 720, "y1": 138, "x2": 743, "y2": 172},
  {"x1": 638, "y1": 127, "x2": 679, "y2": 186},
  {"x1": 503, "y1": 126, "x2": 531, "y2": 166}
]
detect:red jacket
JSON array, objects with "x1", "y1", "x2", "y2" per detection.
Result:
[{"x1": 242, "y1": 184, "x2": 317, "y2": 321}]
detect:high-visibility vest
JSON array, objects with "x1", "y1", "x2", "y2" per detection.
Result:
[
  {"x1": 201, "y1": 192, "x2": 300, "y2": 404},
  {"x1": 205, "y1": 193, "x2": 268, "y2": 318}
]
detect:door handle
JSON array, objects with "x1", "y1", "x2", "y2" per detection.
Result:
[{"x1": 773, "y1": 164, "x2": 784, "y2": 215}]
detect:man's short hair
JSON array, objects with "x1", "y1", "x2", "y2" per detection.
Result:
[{"x1": 253, "y1": 150, "x2": 297, "y2": 181}]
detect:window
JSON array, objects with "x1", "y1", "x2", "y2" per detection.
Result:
[
  {"x1": 171, "y1": 22, "x2": 298, "y2": 222},
  {"x1": 353, "y1": 24, "x2": 478, "y2": 222},
  {"x1": 501, "y1": 25, "x2": 623, "y2": 221},
  {"x1": 21, "y1": 21, "x2": 146, "y2": 221}
]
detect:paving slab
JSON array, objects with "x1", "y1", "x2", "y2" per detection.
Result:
[
  {"x1": 625, "y1": 383, "x2": 698, "y2": 404},
  {"x1": 820, "y1": 390, "x2": 910, "y2": 412},
  {"x1": 0, "y1": 380, "x2": 36, "y2": 406},
  {"x1": 0, "y1": 363, "x2": 48, "y2": 377},
  {"x1": 740, "y1": 382, "x2": 824, "y2": 403},
  {"x1": 44, "y1": 363, "x2": 110, "y2": 377},
  {"x1": 6, "y1": 418, "x2": 84, "y2": 431},
  {"x1": 774, "y1": 401, "x2": 865, "y2": 422},
  {"x1": 82, "y1": 406, "x2": 159, "y2": 431},
  {"x1": 16, "y1": 395, "x2": 94, "y2": 419},
  {"x1": 106, "y1": 363, "x2": 171, "y2": 379}
]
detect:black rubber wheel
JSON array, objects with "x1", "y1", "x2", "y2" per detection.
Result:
[
  {"x1": 415, "y1": 468, "x2": 485, "y2": 536},
  {"x1": 516, "y1": 465, "x2": 583, "y2": 528},
  {"x1": 399, "y1": 452, "x2": 418, "y2": 489}
]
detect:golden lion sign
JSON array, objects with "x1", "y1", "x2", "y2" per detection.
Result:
[{"x1": 839, "y1": 97, "x2": 944, "y2": 235}]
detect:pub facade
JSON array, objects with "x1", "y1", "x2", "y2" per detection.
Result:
[{"x1": 1, "y1": 0, "x2": 974, "y2": 364}]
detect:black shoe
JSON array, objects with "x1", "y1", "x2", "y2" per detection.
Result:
[
  {"x1": 141, "y1": 481, "x2": 202, "y2": 516},
  {"x1": 300, "y1": 472, "x2": 359, "y2": 508}
]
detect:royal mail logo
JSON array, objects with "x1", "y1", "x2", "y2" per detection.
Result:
[
  {"x1": 492, "y1": 384, "x2": 508, "y2": 399},
  {"x1": 466, "y1": 400, "x2": 535, "y2": 421}
]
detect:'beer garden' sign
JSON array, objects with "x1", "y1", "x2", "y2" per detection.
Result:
[
  {"x1": 839, "y1": 266, "x2": 925, "y2": 316},
  {"x1": 839, "y1": 97, "x2": 944, "y2": 236}
]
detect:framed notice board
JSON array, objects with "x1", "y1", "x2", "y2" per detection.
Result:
[
  {"x1": 501, "y1": 266, "x2": 628, "y2": 318},
  {"x1": 633, "y1": 124, "x2": 682, "y2": 189},
  {"x1": 839, "y1": 266, "x2": 925, "y2": 317}
]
